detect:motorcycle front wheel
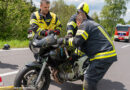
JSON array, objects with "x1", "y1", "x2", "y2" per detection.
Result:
[{"x1": 14, "y1": 66, "x2": 50, "y2": 90}]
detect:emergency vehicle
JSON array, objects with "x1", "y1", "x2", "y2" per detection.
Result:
[{"x1": 114, "y1": 24, "x2": 130, "y2": 42}]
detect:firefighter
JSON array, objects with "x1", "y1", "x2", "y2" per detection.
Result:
[
  {"x1": 28, "y1": 0, "x2": 61, "y2": 59},
  {"x1": 28, "y1": 0, "x2": 61, "y2": 37},
  {"x1": 66, "y1": 2, "x2": 93, "y2": 57},
  {"x1": 66, "y1": 2, "x2": 93, "y2": 37},
  {"x1": 58, "y1": 2, "x2": 117, "y2": 90}
]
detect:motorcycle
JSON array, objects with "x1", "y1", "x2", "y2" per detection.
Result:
[{"x1": 14, "y1": 31, "x2": 89, "y2": 90}]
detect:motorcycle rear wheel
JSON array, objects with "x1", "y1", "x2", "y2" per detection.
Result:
[{"x1": 14, "y1": 66, "x2": 50, "y2": 90}]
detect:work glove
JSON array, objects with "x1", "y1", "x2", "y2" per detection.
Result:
[
  {"x1": 57, "y1": 38, "x2": 65, "y2": 45},
  {"x1": 66, "y1": 33, "x2": 73, "y2": 38},
  {"x1": 57, "y1": 37, "x2": 69, "y2": 45},
  {"x1": 47, "y1": 30, "x2": 60, "y2": 35},
  {"x1": 28, "y1": 30, "x2": 33, "y2": 34},
  {"x1": 40, "y1": 30, "x2": 48, "y2": 36},
  {"x1": 54, "y1": 30, "x2": 60, "y2": 35},
  {"x1": 27, "y1": 30, "x2": 34, "y2": 39},
  {"x1": 47, "y1": 30, "x2": 54, "y2": 35},
  {"x1": 40, "y1": 30, "x2": 55, "y2": 36},
  {"x1": 40, "y1": 29, "x2": 60, "y2": 36}
]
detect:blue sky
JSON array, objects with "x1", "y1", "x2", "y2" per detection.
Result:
[{"x1": 32, "y1": 0, "x2": 130, "y2": 22}]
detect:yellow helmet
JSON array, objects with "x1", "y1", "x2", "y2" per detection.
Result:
[{"x1": 77, "y1": 2, "x2": 89, "y2": 14}]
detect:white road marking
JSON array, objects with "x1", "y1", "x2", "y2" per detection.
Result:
[
  {"x1": 121, "y1": 44, "x2": 130, "y2": 48},
  {"x1": 0, "y1": 48, "x2": 29, "y2": 52},
  {"x1": 0, "y1": 70, "x2": 19, "y2": 77}
]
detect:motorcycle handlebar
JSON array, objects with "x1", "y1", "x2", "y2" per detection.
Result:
[{"x1": 32, "y1": 33, "x2": 58, "y2": 48}]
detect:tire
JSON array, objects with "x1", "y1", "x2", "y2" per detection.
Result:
[
  {"x1": 14, "y1": 66, "x2": 50, "y2": 90},
  {"x1": 114, "y1": 39, "x2": 119, "y2": 42},
  {"x1": 125, "y1": 39, "x2": 130, "y2": 43},
  {"x1": 80, "y1": 76, "x2": 84, "y2": 81}
]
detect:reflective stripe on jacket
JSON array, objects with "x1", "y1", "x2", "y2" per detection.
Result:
[
  {"x1": 67, "y1": 19, "x2": 117, "y2": 61},
  {"x1": 29, "y1": 10, "x2": 61, "y2": 33}
]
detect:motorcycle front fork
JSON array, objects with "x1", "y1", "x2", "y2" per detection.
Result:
[{"x1": 35, "y1": 57, "x2": 48, "y2": 87}]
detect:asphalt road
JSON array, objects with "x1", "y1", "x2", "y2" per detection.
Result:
[{"x1": 0, "y1": 41, "x2": 130, "y2": 90}]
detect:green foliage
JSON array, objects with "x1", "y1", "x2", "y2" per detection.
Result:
[
  {"x1": 127, "y1": 20, "x2": 130, "y2": 24},
  {"x1": 0, "y1": 40, "x2": 29, "y2": 49},
  {"x1": 100, "y1": 0, "x2": 128, "y2": 36},
  {"x1": 92, "y1": 12, "x2": 100, "y2": 24},
  {"x1": 50, "y1": 0, "x2": 76, "y2": 37},
  {"x1": 0, "y1": 0, "x2": 36, "y2": 40},
  {"x1": 117, "y1": 18, "x2": 126, "y2": 24}
]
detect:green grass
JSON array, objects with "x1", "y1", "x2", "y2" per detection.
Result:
[{"x1": 0, "y1": 40, "x2": 29, "y2": 49}]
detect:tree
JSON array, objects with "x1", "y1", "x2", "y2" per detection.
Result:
[
  {"x1": 50, "y1": 0, "x2": 76, "y2": 37},
  {"x1": 127, "y1": 20, "x2": 130, "y2": 24},
  {"x1": 100, "y1": 0, "x2": 128, "y2": 36},
  {"x1": 0, "y1": 0, "x2": 36, "y2": 40},
  {"x1": 0, "y1": 0, "x2": 9, "y2": 39},
  {"x1": 92, "y1": 12, "x2": 100, "y2": 24},
  {"x1": 117, "y1": 18, "x2": 126, "y2": 25}
]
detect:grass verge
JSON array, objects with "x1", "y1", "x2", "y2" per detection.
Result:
[{"x1": 0, "y1": 40, "x2": 29, "y2": 49}]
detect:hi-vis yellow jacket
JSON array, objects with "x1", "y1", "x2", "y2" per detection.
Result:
[{"x1": 29, "y1": 9, "x2": 61, "y2": 33}]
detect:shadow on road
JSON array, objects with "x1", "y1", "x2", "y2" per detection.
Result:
[
  {"x1": 0, "y1": 62, "x2": 19, "y2": 70},
  {"x1": 51, "y1": 80, "x2": 82, "y2": 90},
  {"x1": 51, "y1": 79, "x2": 126, "y2": 90},
  {"x1": 98, "y1": 79, "x2": 126, "y2": 90},
  {"x1": 114, "y1": 40, "x2": 129, "y2": 44}
]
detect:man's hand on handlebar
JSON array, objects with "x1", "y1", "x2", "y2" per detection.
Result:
[
  {"x1": 40, "y1": 29, "x2": 60, "y2": 36},
  {"x1": 57, "y1": 37, "x2": 69, "y2": 45}
]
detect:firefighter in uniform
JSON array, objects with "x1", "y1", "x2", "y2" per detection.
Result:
[
  {"x1": 58, "y1": 2, "x2": 117, "y2": 90},
  {"x1": 66, "y1": 2, "x2": 93, "y2": 57},
  {"x1": 28, "y1": 0, "x2": 61, "y2": 36},
  {"x1": 28, "y1": 0, "x2": 61, "y2": 59}
]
